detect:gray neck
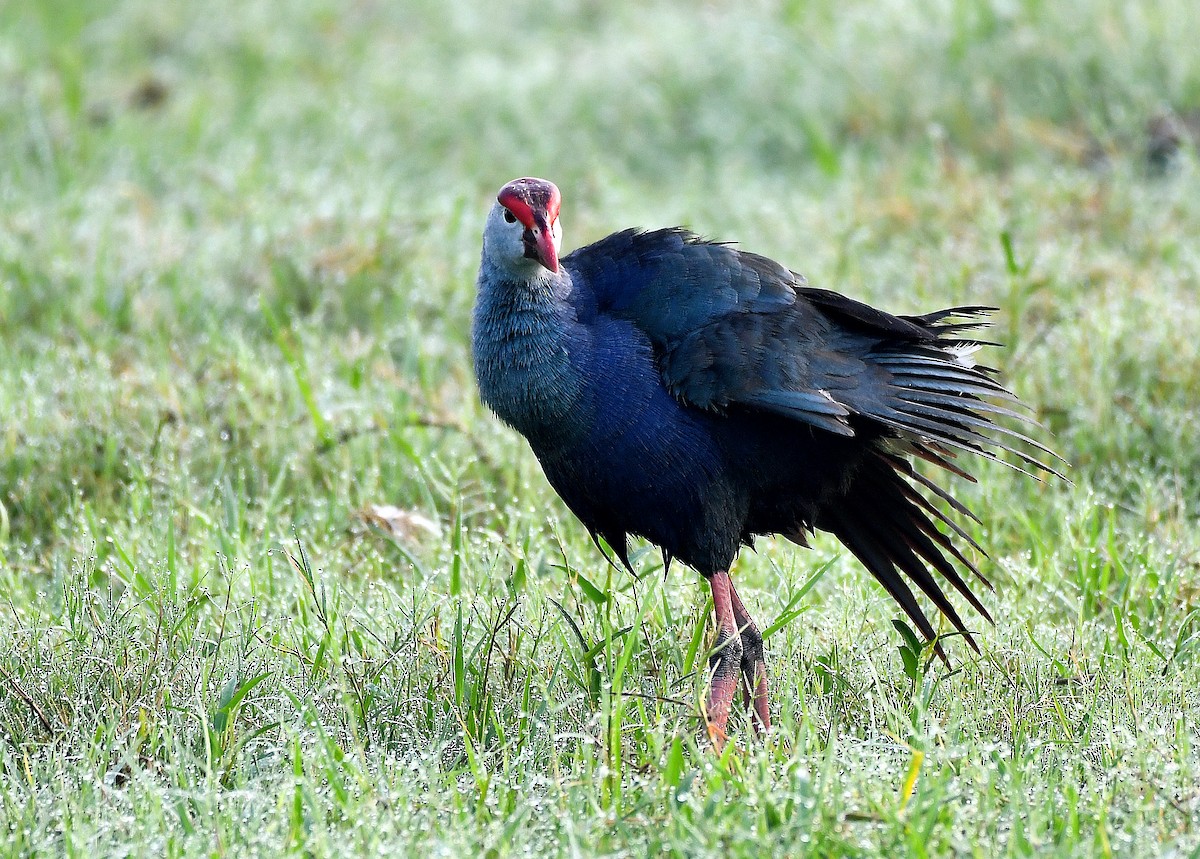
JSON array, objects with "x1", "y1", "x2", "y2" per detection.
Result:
[{"x1": 472, "y1": 267, "x2": 588, "y2": 450}]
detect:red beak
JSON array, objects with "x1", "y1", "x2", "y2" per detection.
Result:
[
  {"x1": 498, "y1": 178, "x2": 561, "y2": 273},
  {"x1": 527, "y1": 214, "x2": 559, "y2": 273}
]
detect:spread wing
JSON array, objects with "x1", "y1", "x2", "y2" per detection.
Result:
[
  {"x1": 566, "y1": 228, "x2": 1064, "y2": 656},
  {"x1": 569, "y1": 227, "x2": 1060, "y2": 476}
]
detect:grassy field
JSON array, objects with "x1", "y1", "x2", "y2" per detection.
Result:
[{"x1": 2, "y1": 0, "x2": 1199, "y2": 855}]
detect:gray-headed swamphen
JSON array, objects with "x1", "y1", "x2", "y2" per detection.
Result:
[{"x1": 472, "y1": 177, "x2": 1061, "y2": 746}]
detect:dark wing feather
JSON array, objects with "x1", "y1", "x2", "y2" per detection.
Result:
[
  {"x1": 566, "y1": 228, "x2": 1063, "y2": 652},
  {"x1": 568, "y1": 229, "x2": 870, "y2": 434},
  {"x1": 570, "y1": 228, "x2": 1061, "y2": 474},
  {"x1": 819, "y1": 451, "x2": 993, "y2": 659}
]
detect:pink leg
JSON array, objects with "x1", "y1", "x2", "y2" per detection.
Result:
[
  {"x1": 729, "y1": 582, "x2": 771, "y2": 734},
  {"x1": 704, "y1": 571, "x2": 742, "y2": 749}
]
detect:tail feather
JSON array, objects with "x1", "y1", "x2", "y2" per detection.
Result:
[
  {"x1": 826, "y1": 507, "x2": 950, "y2": 654},
  {"x1": 885, "y1": 445, "x2": 982, "y2": 524},
  {"x1": 814, "y1": 307, "x2": 1063, "y2": 659},
  {"x1": 888, "y1": 453, "x2": 988, "y2": 566},
  {"x1": 820, "y1": 451, "x2": 995, "y2": 658},
  {"x1": 906, "y1": 441, "x2": 979, "y2": 486}
]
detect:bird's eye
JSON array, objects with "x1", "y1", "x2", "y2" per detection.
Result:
[{"x1": 503, "y1": 209, "x2": 517, "y2": 224}]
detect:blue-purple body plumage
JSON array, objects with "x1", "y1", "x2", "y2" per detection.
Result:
[{"x1": 474, "y1": 213, "x2": 1059, "y2": 653}]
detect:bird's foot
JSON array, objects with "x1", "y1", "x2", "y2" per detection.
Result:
[
  {"x1": 705, "y1": 571, "x2": 745, "y2": 749},
  {"x1": 705, "y1": 570, "x2": 773, "y2": 749},
  {"x1": 731, "y1": 588, "x2": 771, "y2": 735}
]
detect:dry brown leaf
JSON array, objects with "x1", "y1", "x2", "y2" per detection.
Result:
[{"x1": 357, "y1": 505, "x2": 441, "y2": 543}]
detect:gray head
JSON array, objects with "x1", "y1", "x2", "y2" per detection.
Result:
[{"x1": 481, "y1": 177, "x2": 564, "y2": 278}]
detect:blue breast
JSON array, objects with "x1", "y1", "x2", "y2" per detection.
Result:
[
  {"x1": 473, "y1": 266, "x2": 744, "y2": 571},
  {"x1": 534, "y1": 313, "x2": 742, "y2": 570}
]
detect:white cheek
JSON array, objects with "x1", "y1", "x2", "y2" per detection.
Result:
[
  {"x1": 552, "y1": 219, "x2": 563, "y2": 255},
  {"x1": 516, "y1": 224, "x2": 530, "y2": 258},
  {"x1": 483, "y1": 208, "x2": 532, "y2": 269}
]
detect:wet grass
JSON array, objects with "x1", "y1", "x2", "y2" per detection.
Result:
[{"x1": 1, "y1": 0, "x2": 1199, "y2": 855}]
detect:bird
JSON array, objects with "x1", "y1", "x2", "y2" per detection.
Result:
[{"x1": 471, "y1": 177, "x2": 1061, "y2": 746}]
